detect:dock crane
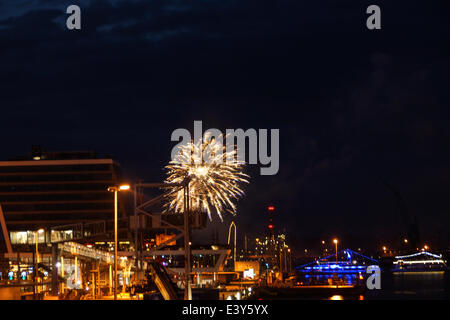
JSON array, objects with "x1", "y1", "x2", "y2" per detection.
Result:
[{"x1": 381, "y1": 180, "x2": 420, "y2": 250}]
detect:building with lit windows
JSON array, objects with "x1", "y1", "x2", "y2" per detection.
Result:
[
  {"x1": 241, "y1": 233, "x2": 292, "y2": 274},
  {"x1": 0, "y1": 147, "x2": 132, "y2": 247},
  {"x1": 0, "y1": 147, "x2": 133, "y2": 294}
]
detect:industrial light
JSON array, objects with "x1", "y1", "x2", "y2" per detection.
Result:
[{"x1": 108, "y1": 184, "x2": 131, "y2": 192}]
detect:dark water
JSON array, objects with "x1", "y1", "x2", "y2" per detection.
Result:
[
  {"x1": 295, "y1": 270, "x2": 450, "y2": 300},
  {"x1": 364, "y1": 270, "x2": 450, "y2": 300}
]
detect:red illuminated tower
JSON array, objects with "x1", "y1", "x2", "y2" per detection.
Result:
[{"x1": 267, "y1": 205, "x2": 275, "y2": 241}]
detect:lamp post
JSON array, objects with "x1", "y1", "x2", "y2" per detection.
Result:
[
  {"x1": 288, "y1": 248, "x2": 291, "y2": 272},
  {"x1": 108, "y1": 184, "x2": 130, "y2": 300},
  {"x1": 183, "y1": 181, "x2": 192, "y2": 300},
  {"x1": 333, "y1": 238, "x2": 338, "y2": 263},
  {"x1": 34, "y1": 228, "x2": 44, "y2": 300}
]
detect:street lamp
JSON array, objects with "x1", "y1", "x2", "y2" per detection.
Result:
[
  {"x1": 108, "y1": 184, "x2": 130, "y2": 300},
  {"x1": 34, "y1": 228, "x2": 44, "y2": 299},
  {"x1": 333, "y1": 239, "x2": 338, "y2": 263}
]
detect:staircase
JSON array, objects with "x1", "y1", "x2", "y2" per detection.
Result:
[{"x1": 147, "y1": 261, "x2": 179, "y2": 300}]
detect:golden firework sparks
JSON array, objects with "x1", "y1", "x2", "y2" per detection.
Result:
[{"x1": 164, "y1": 133, "x2": 249, "y2": 221}]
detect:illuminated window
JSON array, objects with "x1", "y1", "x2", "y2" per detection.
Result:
[
  {"x1": 10, "y1": 231, "x2": 46, "y2": 244},
  {"x1": 10, "y1": 231, "x2": 28, "y2": 244}
]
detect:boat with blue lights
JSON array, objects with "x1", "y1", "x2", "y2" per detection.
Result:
[
  {"x1": 297, "y1": 249, "x2": 379, "y2": 275},
  {"x1": 289, "y1": 249, "x2": 380, "y2": 296},
  {"x1": 246, "y1": 249, "x2": 380, "y2": 299}
]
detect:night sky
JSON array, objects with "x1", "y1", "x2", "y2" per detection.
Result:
[{"x1": 0, "y1": 1, "x2": 449, "y2": 251}]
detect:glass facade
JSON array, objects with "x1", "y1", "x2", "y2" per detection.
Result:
[{"x1": 9, "y1": 230, "x2": 46, "y2": 244}]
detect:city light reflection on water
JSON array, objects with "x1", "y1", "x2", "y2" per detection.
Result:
[
  {"x1": 324, "y1": 271, "x2": 449, "y2": 300},
  {"x1": 365, "y1": 271, "x2": 449, "y2": 300}
]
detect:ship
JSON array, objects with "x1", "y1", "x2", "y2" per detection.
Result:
[{"x1": 392, "y1": 251, "x2": 448, "y2": 273}]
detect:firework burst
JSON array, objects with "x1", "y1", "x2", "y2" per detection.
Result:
[{"x1": 163, "y1": 133, "x2": 249, "y2": 221}]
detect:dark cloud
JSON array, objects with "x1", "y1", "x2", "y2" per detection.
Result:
[{"x1": 0, "y1": 0, "x2": 449, "y2": 248}]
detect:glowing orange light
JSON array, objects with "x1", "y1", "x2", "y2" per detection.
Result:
[{"x1": 268, "y1": 206, "x2": 275, "y2": 211}]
